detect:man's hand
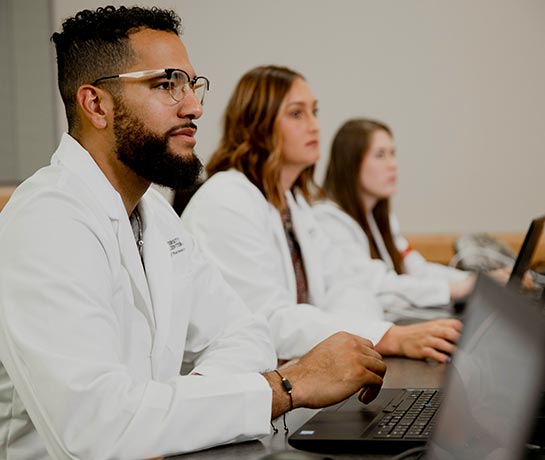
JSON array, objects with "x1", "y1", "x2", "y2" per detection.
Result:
[
  {"x1": 375, "y1": 318, "x2": 462, "y2": 364},
  {"x1": 264, "y1": 332, "x2": 387, "y2": 419}
]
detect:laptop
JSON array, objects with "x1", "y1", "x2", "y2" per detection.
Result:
[
  {"x1": 507, "y1": 215, "x2": 545, "y2": 448},
  {"x1": 288, "y1": 275, "x2": 545, "y2": 458},
  {"x1": 507, "y1": 215, "x2": 545, "y2": 294},
  {"x1": 385, "y1": 215, "x2": 545, "y2": 321}
]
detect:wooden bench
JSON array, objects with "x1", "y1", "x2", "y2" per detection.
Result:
[
  {"x1": 0, "y1": 185, "x2": 17, "y2": 212},
  {"x1": 405, "y1": 233, "x2": 545, "y2": 266}
]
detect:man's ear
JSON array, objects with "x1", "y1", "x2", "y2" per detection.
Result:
[{"x1": 76, "y1": 85, "x2": 114, "y2": 130}]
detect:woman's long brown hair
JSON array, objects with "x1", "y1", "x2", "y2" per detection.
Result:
[
  {"x1": 206, "y1": 65, "x2": 318, "y2": 210},
  {"x1": 323, "y1": 119, "x2": 405, "y2": 274}
]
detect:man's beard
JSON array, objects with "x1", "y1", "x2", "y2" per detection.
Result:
[{"x1": 113, "y1": 100, "x2": 203, "y2": 190}]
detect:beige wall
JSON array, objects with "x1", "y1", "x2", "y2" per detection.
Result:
[
  {"x1": 1, "y1": 0, "x2": 57, "y2": 182},
  {"x1": 47, "y1": 1, "x2": 545, "y2": 233}
]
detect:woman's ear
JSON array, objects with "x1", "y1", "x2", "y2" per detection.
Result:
[{"x1": 76, "y1": 85, "x2": 114, "y2": 130}]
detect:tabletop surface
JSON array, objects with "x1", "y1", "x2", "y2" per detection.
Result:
[{"x1": 167, "y1": 357, "x2": 447, "y2": 460}]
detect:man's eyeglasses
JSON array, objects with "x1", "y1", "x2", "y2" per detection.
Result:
[{"x1": 92, "y1": 68, "x2": 210, "y2": 105}]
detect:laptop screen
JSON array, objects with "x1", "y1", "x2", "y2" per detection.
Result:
[
  {"x1": 507, "y1": 215, "x2": 545, "y2": 291},
  {"x1": 426, "y1": 275, "x2": 545, "y2": 460}
]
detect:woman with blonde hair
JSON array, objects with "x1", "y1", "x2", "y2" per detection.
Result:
[{"x1": 182, "y1": 66, "x2": 461, "y2": 363}]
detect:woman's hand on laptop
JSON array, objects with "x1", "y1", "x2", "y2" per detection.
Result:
[
  {"x1": 449, "y1": 273, "x2": 477, "y2": 300},
  {"x1": 487, "y1": 266, "x2": 511, "y2": 285},
  {"x1": 375, "y1": 318, "x2": 462, "y2": 364},
  {"x1": 486, "y1": 266, "x2": 534, "y2": 289}
]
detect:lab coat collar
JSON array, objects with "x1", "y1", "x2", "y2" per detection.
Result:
[
  {"x1": 52, "y1": 133, "x2": 157, "y2": 340},
  {"x1": 51, "y1": 133, "x2": 126, "y2": 221}
]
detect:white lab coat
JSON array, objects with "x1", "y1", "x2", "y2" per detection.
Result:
[
  {"x1": 0, "y1": 134, "x2": 276, "y2": 460},
  {"x1": 313, "y1": 201, "x2": 468, "y2": 314},
  {"x1": 181, "y1": 170, "x2": 392, "y2": 360},
  {"x1": 388, "y1": 214, "x2": 468, "y2": 282}
]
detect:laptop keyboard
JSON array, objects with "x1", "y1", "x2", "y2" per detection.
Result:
[{"x1": 368, "y1": 389, "x2": 442, "y2": 440}]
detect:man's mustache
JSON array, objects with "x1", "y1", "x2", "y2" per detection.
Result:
[{"x1": 165, "y1": 121, "x2": 198, "y2": 137}]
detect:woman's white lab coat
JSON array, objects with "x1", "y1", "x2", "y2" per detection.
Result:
[
  {"x1": 313, "y1": 201, "x2": 468, "y2": 316},
  {"x1": 181, "y1": 170, "x2": 393, "y2": 360},
  {"x1": 388, "y1": 213, "x2": 468, "y2": 282},
  {"x1": 0, "y1": 135, "x2": 276, "y2": 460}
]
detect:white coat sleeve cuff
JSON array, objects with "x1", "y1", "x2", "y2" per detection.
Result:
[
  {"x1": 354, "y1": 321, "x2": 393, "y2": 347},
  {"x1": 181, "y1": 371, "x2": 273, "y2": 438}
]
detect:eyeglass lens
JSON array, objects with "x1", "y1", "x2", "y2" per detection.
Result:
[{"x1": 170, "y1": 71, "x2": 207, "y2": 104}]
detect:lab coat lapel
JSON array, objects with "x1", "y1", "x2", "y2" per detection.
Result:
[
  {"x1": 287, "y1": 193, "x2": 325, "y2": 303},
  {"x1": 270, "y1": 205, "x2": 297, "y2": 300},
  {"x1": 139, "y1": 198, "x2": 173, "y2": 375},
  {"x1": 53, "y1": 134, "x2": 157, "y2": 331},
  {"x1": 117, "y1": 213, "x2": 156, "y2": 333}
]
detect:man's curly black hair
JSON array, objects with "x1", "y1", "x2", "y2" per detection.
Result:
[{"x1": 51, "y1": 5, "x2": 182, "y2": 132}]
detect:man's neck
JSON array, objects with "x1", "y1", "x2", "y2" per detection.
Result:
[{"x1": 76, "y1": 133, "x2": 150, "y2": 215}]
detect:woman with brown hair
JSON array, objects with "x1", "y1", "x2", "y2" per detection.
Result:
[
  {"x1": 315, "y1": 118, "x2": 475, "y2": 312},
  {"x1": 182, "y1": 66, "x2": 461, "y2": 363}
]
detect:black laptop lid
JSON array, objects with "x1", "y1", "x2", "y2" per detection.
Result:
[
  {"x1": 426, "y1": 275, "x2": 545, "y2": 460},
  {"x1": 507, "y1": 215, "x2": 545, "y2": 289}
]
